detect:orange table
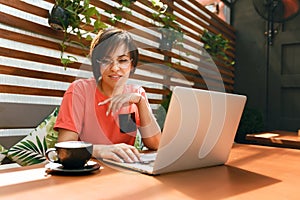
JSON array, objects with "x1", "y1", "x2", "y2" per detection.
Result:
[{"x1": 0, "y1": 144, "x2": 300, "y2": 200}]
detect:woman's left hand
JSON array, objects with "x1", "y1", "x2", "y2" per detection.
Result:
[{"x1": 98, "y1": 93, "x2": 142, "y2": 116}]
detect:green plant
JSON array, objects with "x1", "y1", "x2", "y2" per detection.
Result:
[
  {"x1": 43, "y1": 107, "x2": 59, "y2": 148},
  {"x1": 0, "y1": 145, "x2": 8, "y2": 163},
  {"x1": 235, "y1": 107, "x2": 264, "y2": 143},
  {"x1": 50, "y1": 0, "x2": 107, "y2": 67},
  {"x1": 105, "y1": 0, "x2": 137, "y2": 24},
  {"x1": 8, "y1": 136, "x2": 48, "y2": 166},
  {"x1": 151, "y1": 0, "x2": 183, "y2": 50},
  {"x1": 7, "y1": 108, "x2": 59, "y2": 166},
  {"x1": 106, "y1": 0, "x2": 183, "y2": 50},
  {"x1": 155, "y1": 90, "x2": 172, "y2": 130},
  {"x1": 201, "y1": 29, "x2": 234, "y2": 65},
  {"x1": 161, "y1": 90, "x2": 172, "y2": 112}
]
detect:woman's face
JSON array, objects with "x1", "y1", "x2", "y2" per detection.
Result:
[{"x1": 99, "y1": 45, "x2": 133, "y2": 90}]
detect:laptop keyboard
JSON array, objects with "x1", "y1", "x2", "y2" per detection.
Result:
[{"x1": 139, "y1": 153, "x2": 157, "y2": 164}]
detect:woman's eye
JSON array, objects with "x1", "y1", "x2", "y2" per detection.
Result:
[
  {"x1": 101, "y1": 59, "x2": 111, "y2": 65},
  {"x1": 119, "y1": 59, "x2": 129, "y2": 63}
]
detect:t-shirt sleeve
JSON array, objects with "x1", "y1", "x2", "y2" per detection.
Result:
[{"x1": 54, "y1": 81, "x2": 86, "y2": 134}]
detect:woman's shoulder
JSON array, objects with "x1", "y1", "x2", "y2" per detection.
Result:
[
  {"x1": 72, "y1": 77, "x2": 96, "y2": 85},
  {"x1": 70, "y1": 78, "x2": 96, "y2": 88},
  {"x1": 67, "y1": 78, "x2": 97, "y2": 93}
]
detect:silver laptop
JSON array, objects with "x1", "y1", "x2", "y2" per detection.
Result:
[{"x1": 103, "y1": 86, "x2": 247, "y2": 175}]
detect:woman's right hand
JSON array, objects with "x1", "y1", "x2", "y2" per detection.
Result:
[{"x1": 93, "y1": 143, "x2": 141, "y2": 163}]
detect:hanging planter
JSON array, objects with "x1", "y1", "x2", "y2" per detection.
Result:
[
  {"x1": 47, "y1": 0, "x2": 107, "y2": 68},
  {"x1": 151, "y1": 2, "x2": 183, "y2": 52},
  {"x1": 158, "y1": 27, "x2": 183, "y2": 51},
  {"x1": 159, "y1": 28, "x2": 176, "y2": 51},
  {"x1": 48, "y1": 5, "x2": 69, "y2": 31}
]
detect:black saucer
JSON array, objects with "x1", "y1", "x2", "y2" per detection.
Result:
[{"x1": 45, "y1": 161, "x2": 101, "y2": 175}]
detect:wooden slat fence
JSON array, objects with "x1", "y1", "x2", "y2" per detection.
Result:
[{"x1": 0, "y1": 0, "x2": 236, "y2": 130}]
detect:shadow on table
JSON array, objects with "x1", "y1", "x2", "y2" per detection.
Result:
[
  {"x1": 153, "y1": 165, "x2": 280, "y2": 199},
  {"x1": 0, "y1": 164, "x2": 280, "y2": 199},
  {"x1": 102, "y1": 165, "x2": 280, "y2": 200}
]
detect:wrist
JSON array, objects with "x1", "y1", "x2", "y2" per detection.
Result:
[
  {"x1": 138, "y1": 95, "x2": 142, "y2": 103},
  {"x1": 137, "y1": 95, "x2": 144, "y2": 105}
]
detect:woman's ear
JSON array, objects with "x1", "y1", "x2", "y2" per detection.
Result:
[
  {"x1": 130, "y1": 65, "x2": 136, "y2": 75},
  {"x1": 96, "y1": 76, "x2": 102, "y2": 85}
]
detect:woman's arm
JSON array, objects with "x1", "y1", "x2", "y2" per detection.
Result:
[
  {"x1": 100, "y1": 92, "x2": 162, "y2": 150},
  {"x1": 57, "y1": 128, "x2": 140, "y2": 163},
  {"x1": 136, "y1": 96, "x2": 161, "y2": 150},
  {"x1": 57, "y1": 128, "x2": 78, "y2": 142}
]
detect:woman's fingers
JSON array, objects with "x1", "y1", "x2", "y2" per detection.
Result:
[
  {"x1": 106, "y1": 95, "x2": 124, "y2": 116},
  {"x1": 105, "y1": 144, "x2": 140, "y2": 163},
  {"x1": 98, "y1": 97, "x2": 112, "y2": 106},
  {"x1": 124, "y1": 147, "x2": 140, "y2": 162},
  {"x1": 105, "y1": 93, "x2": 140, "y2": 116},
  {"x1": 110, "y1": 96, "x2": 124, "y2": 114},
  {"x1": 116, "y1": 144, "x2": 140, "y2": 163}
]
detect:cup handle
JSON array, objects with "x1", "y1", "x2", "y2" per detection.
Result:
[{"x1": 45, "y1": 148, "x2": 59, "y2": 163}]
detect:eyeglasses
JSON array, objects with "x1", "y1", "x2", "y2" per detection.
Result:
[{"x1": 97, "y1": 57, "x2": 132, "y2": 69}]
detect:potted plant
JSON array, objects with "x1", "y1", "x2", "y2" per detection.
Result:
[
  {"x1": 105, "y1": 0, "x2": 137, "y2": 24},
  {"x1": 200, "y1": 29, "x2": 234, "y2": 65},
  {"x1": 48, "y1": 0, "x2": 107, "y2": 67},
  {"x1": 235, "y1": 107, "x2": 264, "y2": 143},
  {"x1": 158, "y1": 12, "x2": 183, "y2": 51},
  {"x1": 48, "y1": 4, "x2": 69, "y2": 31},
  {"x1": 108, "y1": 0, "x2": 183, "y2": 51},
  {"x1": 151, "y1": 0, "x2": 183, "y2": 51}
]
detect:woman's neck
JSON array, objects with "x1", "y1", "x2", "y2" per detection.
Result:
[{"x1": 98, "y1": 81, "x2": 123, "y2": 97}]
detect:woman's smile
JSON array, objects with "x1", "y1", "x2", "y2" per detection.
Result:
[{"x1": 108, "y1": 74, "x2": 123, "y2": 81}]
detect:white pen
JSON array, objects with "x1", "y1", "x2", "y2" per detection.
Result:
[
  {"x1": 98, "y1": 101, "x2": 108, "y2": 106},
  {"x1": 98, "y1": 98, "x2": 112, "y2": 106}
]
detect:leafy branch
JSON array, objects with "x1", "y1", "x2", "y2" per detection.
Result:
[
  {"x1": 201, "y1": 29, "x2": 234, "y2": 66},
  {"x1": 50, "y1": 0, "x2": 107, "y2": 68}
]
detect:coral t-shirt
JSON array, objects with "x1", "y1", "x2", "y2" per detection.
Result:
[{"x1": 54, "y1": 78, "x2": 150, "y2": 145}]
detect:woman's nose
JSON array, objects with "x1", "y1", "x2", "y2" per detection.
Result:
[{"x1": 109, "y1": 62, "x2": 121, "y2": 71}]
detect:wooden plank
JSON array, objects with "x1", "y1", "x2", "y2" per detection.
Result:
[
  {"x1": 138, "y1": 60, "x2": 234, "y2": 86},
  {"x1": 148, "y1": 99, "x2": 163, "y2": 105},
  {"x1": 0, "y1": 11, "x2": 90, "y2": 47},
  {"x1": 166, "y1": 0, "x2": 235, "y2": 41},
  {"x1": 0, "y1": 46, "x2": 91, "y2": 71},
  {"x1": 185, "y1": 0, "x2": 236, "y2": 36},
  {"x1": 0, "y1": 65, "x2": 76, "y2": 83},
  {"x1": 0, "y1": 0, "x2": 48, "y2": 17},
  {"x1": 143, "y1": 87, "x2": 171, "y2": 95},
  {"x1": 0, "y1": 85, "x2": 65, "y2": 97},
  {"x1": 5, "y1": 0, "x2": 95, "y2": 33},
  {"x1": 138, "y1": 57, "x2": 233, "y2": 86},
  {"x1": 0, "y1": 28, "x2": 89, "y2": 63}
]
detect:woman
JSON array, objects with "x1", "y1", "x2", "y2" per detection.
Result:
[{"x1": 54, "y1": 27, "x2": 161, "y2": 163}]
